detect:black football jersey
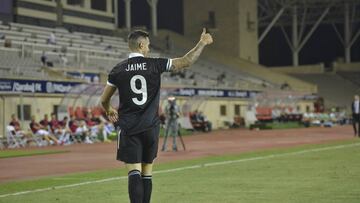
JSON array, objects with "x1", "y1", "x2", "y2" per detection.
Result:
[{"x1": 107, "y1": 53, "x2": 172, "y2": 135}]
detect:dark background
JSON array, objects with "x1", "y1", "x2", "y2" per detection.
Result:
[{"x1": 116, "y1": 0, "x2": 360, "y2": 67}]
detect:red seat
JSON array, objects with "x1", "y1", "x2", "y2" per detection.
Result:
[{"x1": 256, "y1": 107, "x2": 272, "y2": 121}]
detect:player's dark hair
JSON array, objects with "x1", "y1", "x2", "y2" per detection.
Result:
[{"x1": 128, "y1": 30, "x2": 149, "y2": 49}]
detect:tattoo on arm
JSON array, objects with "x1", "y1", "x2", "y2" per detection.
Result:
[
  {"x1": 172, "y1": 41, "x2": 206, "y2": 71},
  {"x1": 184, "y1": 41, "x2": 206, "y2": 66}
]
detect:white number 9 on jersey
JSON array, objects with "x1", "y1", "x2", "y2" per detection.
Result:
[{"x1": 130, "y1": 75, "x2": 147, "y2": 105}]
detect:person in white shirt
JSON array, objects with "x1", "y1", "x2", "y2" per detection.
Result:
[
  {"x1": 48, "y1": 31, "x2": 56, "y2": 45},
  {"x1": 351, "y1": 95, "x2": 360, "y2": 137}
]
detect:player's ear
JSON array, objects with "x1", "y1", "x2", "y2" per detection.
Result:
[{"x1": 138, "y1": 42, "x2": 144, "y2": 50}]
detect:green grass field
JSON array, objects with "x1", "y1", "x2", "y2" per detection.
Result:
[
  {"x1": 0, "y1": 150, "x2": 69, "y2": 159},
  {"x1": 1, "y1": 140, "x2": 360, "y2": 203},
  {"x1": 267, "y1": 121, "x2": 304, "y2": 129}
]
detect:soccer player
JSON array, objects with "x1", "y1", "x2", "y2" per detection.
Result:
[{"x1": 100, "y1": 28, "x2": 213, "y2": 203}]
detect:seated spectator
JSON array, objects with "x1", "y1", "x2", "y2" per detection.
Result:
[
  {"x1": 8, "y1": 114, "x2": 33, "y2": 145},
  {"x1": 85, "y1": 113, "x2": 101, "y2": 142},
  {"x1": 58, "y1": 116, "x2": 73, "y2": 145},
  {"x1": 47, "y1": 31, "x2": 56, "y2": 45},
  {"x1": 302, "y1": 110, "x2": 312, "y2": 127},
  {"x1": 6, "y1": 125, "x2": 26, "y2": 148},
  {"x1": 30, "y1": 115, "x2": 59, "y2": 145},
  {"x1": 9, "y1": 114, "x2": 31, "y2": 138},
  {"x1": 60, "y1": 45, "x2": 67, "y2": 53},
  {"x1": 59, "y1": 116, "x2": 68, "y2": 128},
  {"x1": 104, "y1": 45, "x2": 112, "y2": 51},
  {"x1": 40, "y1": 114, "x2": 51, "y2": 132},
  {"x1": 311, "y1": 113, "x2": 322, "y2": 126},
  {"x1": 49, "y1": 113, "x2": 71, "y2": 145},
  {"x1": 231, "y1": 116, "x2": 244, "y2": 128},
  {"x1": 102, "y1": 121, "x2": 114, "y2": 142},
  {"x1": 49, "y1": 113, "x2": 60, "y2": 133},
  {"x1": 190, "y1": 110, "x2": 211, "y2": 132},
  {"x1": 75, "y1": 120, "x2": 93, "y2": 144},
  {"x1": 198, "y1": 111, "x2": 212, "y2": 132},
  {"x1": 9, "y1": 114, "x2": 21, "y2": 131},
  {"x1": 190, "y1": 110, "x2": 200, "y2": 123},
  {"x1": 280, "y1": 81, "x2": 291, "y2": 90},
  {"x1": 41, "y1": 51, "x2": 48, "y2": 67},
  {"x1": 338, "y1": 109, "x2": 347, "y2": 125},
  {"x1": 4, "y1": 38, "x2": 11, "y2": 48},
  {"x1": 189, "y1": 73, "x2": 195, "y2": 79},
  {"x1": 68, "y1": 115, "x2": 80, "y2": 143},
  {"x1": 217, "y1": 72, "x2": 226, "y2": 84},
  {"x1": 60, "y1": 54, "x2": 68, "y2": 66}
]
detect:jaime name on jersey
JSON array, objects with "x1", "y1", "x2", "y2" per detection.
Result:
[{"x1": 126, "y1": 63, "x2": 147, "y2": 71}]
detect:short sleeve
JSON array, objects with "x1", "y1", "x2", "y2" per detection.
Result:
[
  {"x1": 107, "y1": 70, "x2": 116, "y2": 87},
  {"x1": 154, "y1": 58, "x2": 172, "y2": 73}
]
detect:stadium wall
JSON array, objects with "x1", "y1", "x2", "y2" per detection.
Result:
[
  {"x1": 160, "y1": 97, "x2": 249, "y2": 129},
  {"x1": 183, "y1": 0, "x2": 258, "y2": 63},
  {"x1": 333, "y1": 62, "x2": 360, "y2": 72},
  {"x1": 270, "y1": 64, "x2": 325, "y2": 74}
]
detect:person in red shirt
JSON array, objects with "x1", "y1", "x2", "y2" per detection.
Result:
[
  {"x1": 59, "y1": 116, "x2": 68, "y2": 128},
  {"x1": 68, "y1": 115, "x2": 81, "y2": 143},
  {"x1": 54, "y1": 115, "x2": 72, "y2": 145},
  {"x1": 9, "y1": 114, "x2": 21, "y2": 131},
  {"x1": 30, "y1": 115, "x2": 59, "y2": 145},
  {"x1": 85, "y1": 113, "x2": 100, "y2": 142},
  {"x1": 68, "y1": 115, "x2": 78, "y2": 133},
  {"x1": 49, "y1": 113, "x2": 60, "y2": 133},
  {"x1": 49, "y1": 113, "x2": 67, "y2": 144},
  {"x1": 40, "y1": 114, "x2": 51, "y2": 132},
  {"x1": 8, "y1": 114, "x2": 33, "y2": 145}
]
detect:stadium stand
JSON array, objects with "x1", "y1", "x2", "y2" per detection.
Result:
[
  {"x1": 0, "y1": 21, "x2": 281, "y2": 91},
  {"x1": 290, "y1": 73, "x2": 360, "y2": 107},
  {"x1": 2, "y1": 20, "x2": 325, "y2": 94},
  {"x1": 337, "y1": 71, "x2": 360, "y2": 87}
]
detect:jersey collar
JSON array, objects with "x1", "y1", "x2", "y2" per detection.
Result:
[{"x1": 129, "y1": 53, "x2": 144, "y2": 58}]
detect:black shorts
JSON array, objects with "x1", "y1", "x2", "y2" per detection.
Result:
[
  {"x1": 353, "y1": 114, "x2": 360, "y2": 122},
  {"x1": 117, "y1": 125, "x2": 160, "y2": 164}
]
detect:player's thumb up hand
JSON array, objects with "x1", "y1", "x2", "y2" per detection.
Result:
[{"x1": 200, "y1": 28, "x2": 213, "y2": 45}]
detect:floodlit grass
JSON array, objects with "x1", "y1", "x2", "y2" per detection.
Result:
[
  {"x1": 0, "y1": 150, "x2": 69, "y2": 159},
  {"x1": 0, "y1": 140, "x2": 359, "y2": 203},
  {"x1": 267, "y1": 121, "x2": 304, "y2": 129}
]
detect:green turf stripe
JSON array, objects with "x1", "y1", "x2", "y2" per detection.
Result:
[{"x1": 0, "y1": 150, "x2": 69, "y2": 159}]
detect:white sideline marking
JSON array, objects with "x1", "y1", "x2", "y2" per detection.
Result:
[{"x1": 0, "y1": 142, "x2": 359, "y2": 198}]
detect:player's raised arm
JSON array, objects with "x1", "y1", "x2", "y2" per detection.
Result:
[
  {"x1": 171, "y1": 28, "x2": 213, "y2": 71},
  {"x1": 100, "y1": 85, "x2": 118, "y2": 123}
]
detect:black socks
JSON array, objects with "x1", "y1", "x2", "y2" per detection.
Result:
[
  {"x1": 142, "y1": 175, "x2": 153, "y2": 203},
  {"x1": 128, "y1": 170, "x2": 143, "y2": 203},
  {"x1": 128, "y1": 170, "x2": 153, "y2": 203}
]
